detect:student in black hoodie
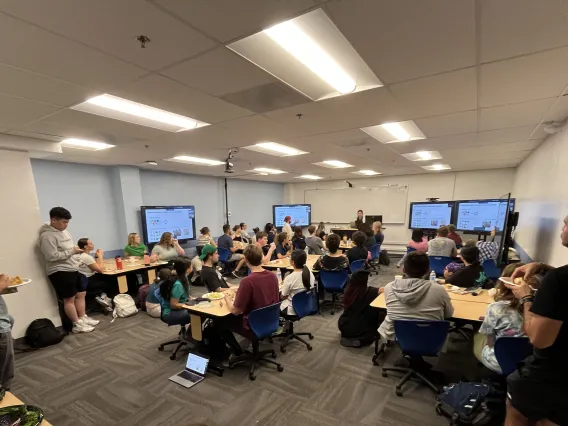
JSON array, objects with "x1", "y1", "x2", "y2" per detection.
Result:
[
  {"x1": 445, "y1": 245, "x2": 488, "y2": 288},
  {"x1": 346, "y1": 231, "x2": 368, "y2": 265}
]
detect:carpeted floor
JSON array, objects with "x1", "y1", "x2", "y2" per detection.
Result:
[{"x1": 12, "y1": 262, "x2": 482, "y2": 426}]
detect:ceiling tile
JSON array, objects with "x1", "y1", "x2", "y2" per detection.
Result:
[
  {"x1": 156, "y1": 0, "x2": 319, "y2": 42},
  {"x1": 327, "y1": 0, "x2": 476, "y2": 84},
  {"x1": 479, "y1": 98, "x2": 556, "y2": 131},
  {"x1": 480, "y1": 47, "x2": 568, "y2": 108},
  {"x1": 414, "y1": 111, "x2": 478, "y2": 138},
  {"x1": 0, "y1": 94, "x2": 61, "y2": 128},
  {"x1": 161, "y1": 47, "x2": 276, "y2": 97},
  {"x1": 390, "y1": 68, "x2": 477, "y2": 118},
  {"x1": 0, "y1": 0, "x2": 216, "y2": 71},
  {"x1": 543, "y1": 95, "x2": 568, "y2": 122},
  {"x1": 480, "y1": 0, "x2": 568, "y2": 62}
]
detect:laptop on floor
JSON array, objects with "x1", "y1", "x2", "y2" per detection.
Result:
[{"x1": 169, "y1": 352, "x2": 210, "y2": 388}]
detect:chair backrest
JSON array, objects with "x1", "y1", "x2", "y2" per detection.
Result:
[
  {"x1": 350, "y1": 259, "x2": 366, "y2": 273},
  {"x1": 196, "y1": 245, "x2": 203, "y2": 256},
  {"x1": 217, "y1": 247, "x2": 231, "y2": 263},
  {"x1": 407, "y1": 246, "x2": 417, "y2": 254},
  {"x1": 370, "y1": 244, "x2": 380, "y2": 259},
  {"x1": 248, "y1": 303, "x2": 282, "y2": 339},
  {"x1": 494, "y1": 336, "x2": 532, "y2": 376},
  {"x1": 394, "y1": 319, "x2": 450, "y2": 357},
  {"x1": 292, "y1": 290, "x2": 318, "y2": 319},
  {"x1": 429, "y1": 256, "x2": 453, "y2": 276},
  {"x1": 319, "y1": 269, "x2": 349, "y2": 292},
  {"x1": 482, "y1": 259, "x2": 502, "y2": 281}
]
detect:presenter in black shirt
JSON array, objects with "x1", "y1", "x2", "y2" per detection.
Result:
[{"x1": 503, "y1": 215, "x2": 568, "y2": 426}]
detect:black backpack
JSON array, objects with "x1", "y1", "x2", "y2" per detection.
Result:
[
  {"x1": 435, "y1": 382, "x2": 498, "y2": 425},
  {"x1": 25, "y1": 319, "x2": 65, "y2": 348},
  {"x1": 379, "y1": 249, "x2": 391, "y2": 266}
]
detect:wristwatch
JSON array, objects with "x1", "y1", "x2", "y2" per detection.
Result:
[{"x1": 520, "y1": 295, "x2": 534, "y2": 306}]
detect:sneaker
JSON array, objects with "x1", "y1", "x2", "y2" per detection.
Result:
[
  {"x1": 95, "y1": 296, "x2": 113, "y2": 313},
  {"x1": 72, "y1": 321, "x2": 94, "y2": 333},
  {"x1": 231, "y1": 270, "x2": 240, "y2": 279},
  {"x1": 81, "y1": 315, "x2": 100, "y2": 326}
]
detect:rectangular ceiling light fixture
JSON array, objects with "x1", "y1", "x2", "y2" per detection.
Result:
[
  {"x1": 227, "y1": 8, "x2": 382, "y2": 101},
  {"x1": 250, "y1": 167, "x2": 287, "y2": 174},
  {"x1": 422, "y1": 164, "x2": 452, "y2": 171},
  {"x1": 361, "y1": 120, "x2": 426, "y2": 144},
  {"x1": 72, "y1": 94, "x2": 209, "y2": 133},
  {"x1": 243, "y1": 142, "x2": 307, "y2": 157},
  {"x1": 61, "y1": 138, "x2": 114, "y2": 151},
  {"x1": 351, "y1": 169, "x2": 381, "y2": 176},
  {"x1": 295, "y1": 174, "x2": 323, "y2": 180},
  {"x1": 402, "y1": 150, "x2": 442, "y2": 162},
  {"x1": 167, "y1": 156, "x2": 224, "y2": 166},
  {"x1": 313, "y1": 160, "x2": 354, "y2": 169}
]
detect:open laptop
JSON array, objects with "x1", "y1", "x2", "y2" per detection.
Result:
[{"x1": 169, "y1": 352, "x2": 209, "y2": 388}]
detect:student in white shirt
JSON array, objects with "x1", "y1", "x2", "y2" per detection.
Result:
[
  {"x1": 282, "y1": 216, "x2": 293, "y2": 238},
  {"x1": 76, "y1": 238, "x2": 103, "y2": 327},
  {"x1": 280, "y1": 250, "x2": 315, "y2": 315}
]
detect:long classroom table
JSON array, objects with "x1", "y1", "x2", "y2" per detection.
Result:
[
  {"x1": 101, "y1": 258, "x2": 168, "y2": 293},
  {"x1": 0, "y1": 392, "x2": 52, "y2": 425},
  {"x1": 262, "y1": 254, "x2": 320, "y2": 271}
]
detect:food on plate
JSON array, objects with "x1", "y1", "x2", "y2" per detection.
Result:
[
  {"x1": 203, "y1": 292, "x2": 224, "y2": 300},
  {"x1": 9, "y1": 276, "x2": 23, "y2": 285},
  {"x1": 514, "y1": 277, "x2": 523, "y2": 284}
]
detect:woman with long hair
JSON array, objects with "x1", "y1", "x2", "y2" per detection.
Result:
[
  {"x1": 264, "y1": 223, "x2": 276, "y2": 245},
  {"x1": 315, "y1": 221, "x2": 326, "y2": 237},
  {"x1": 291, "y1": 226, "x2": 306, "y2": 250},
  {"x1": 197, "y1": 227, "x2": 216, "y2": 248},
  {"x1": 151, "y1": 231, "x2": 185, "y2": 261},
  {"x1": 279, "y1": 250, "x2": 315, "y2": 315},
  {"x1": 159, "y1": 257, "x2": 192, "y2": 325},
  {"x1": 124, "y1": 232, "x2": 147, "y2": 258}
]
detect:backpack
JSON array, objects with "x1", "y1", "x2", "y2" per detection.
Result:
[
  {"x1": 112, "y1": 294, "x2": 138, "y2": 321},
  {"x1": 25, "y1": 319, "x2": 65, "y2": 348},
  {"x1": 137, "y1": 284, "x2": 150, "y2": 311},
  {"x1": 379, "y1": 249, "x2": 391, "y2": 266},
  {"x1": 435, "y1": 382, "x2": 495, "y2": 425}
]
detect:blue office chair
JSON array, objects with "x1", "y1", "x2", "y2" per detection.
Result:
[
  {"x1": 155, "y1": 289, "x2": 190, "y2": 360},
  {"x1": 368, "y1": 244, "x2": 381, "y2": 275},
  {"x1": 350, "y1": 259, "x2": 366, "y2": 273},
  {"x1": 429, "y1": 256, "x2": 453, "y2": 277},
  {"x1": 382, "y1": 319, "x2": 450, "y2": 397},
  {"x1": 217, "y1": 247, "x2": 233, "y2": 275},
  {"x1": 494, "y1": 336, "x2": 532, "y2": 376},
  {"x1": 319, "y1": 269, "x2": 349, "y2": 315},
  {"x1": 228, "y1": 303, "x2": 284, "y2": 381},
  {"x1": 482, "y1": 259, "x2": 502, "y2": 282},
  {"x1": 272, "y1": 289, "x2": 318, "y2": 352}
]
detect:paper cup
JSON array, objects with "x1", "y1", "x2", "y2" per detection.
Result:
[{"x1": 394, "y1": 275, "x2": 403, "y2": 280}]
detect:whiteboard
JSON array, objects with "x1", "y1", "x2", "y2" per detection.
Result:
[{"x1": 305, "y1": 185, "x2": 409, "y2": 224}]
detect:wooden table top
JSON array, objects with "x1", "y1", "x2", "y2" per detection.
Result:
[
  {"x1": 101, "y1": 259, "x2": 168, "y2": 275},
  {"x1": 331, "y1": 228, "x2": 358, "y2": 231},
  {"x1": 0, "y1": 392, "x2": 52, "y2": 425},
  {"x1": 182, "y1": 288, "x2": 238, "y2": 317},
  {"x1": 338, "y1": 241, "x2": 353, "y2": 250},
  {"x1": 262, "y1": 254, "x2": 320, "y2": 271}
]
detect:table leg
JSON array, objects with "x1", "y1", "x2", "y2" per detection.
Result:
[
  {"x1": 189, "y1": 314, "x2": 203, "y2": 341},
  {"x1": 117, "y1": 275, "x2": 128, "y2": 294},
  {"x1": 147, "y1": 268, "x2": 156, "y2": 283}
]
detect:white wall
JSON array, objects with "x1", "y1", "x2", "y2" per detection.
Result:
[
  {"x1": 284, "y1": 169, "x2": 516, "y2": 251},
  {"x1": 512, "y1": 131, "x2": 568, "y2": 266},
  {"x1": 227, "y1": 179, "x2": 284, "y2": 230}
]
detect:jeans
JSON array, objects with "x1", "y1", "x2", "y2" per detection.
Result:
[
  {"x1": 162, "y1": 309, "x2": 190, "y2": 326},
  {"x1": 0, "y1": 331, "x2": 14, "y2": 390}
]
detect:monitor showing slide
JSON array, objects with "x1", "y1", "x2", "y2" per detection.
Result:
[
  {"x1": 273, "y1": 204, "x2": 311, "y2": 228},
  {"x1": 455, "y1": 199, "x2": 514, "y2": 232},
  {"x1": 141, "y1": 206, "x2": 196, "y2": 244},
  {"x1": 408, "y1": 202, "x2": 454, "y2": 230}
]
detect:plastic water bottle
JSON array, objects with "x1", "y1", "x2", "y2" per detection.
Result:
[
  {"x1": 429, "y1": 270, "x2": 436, "y2": 282},
  {"x1": 276, "y1": 269, "x2": 282, "y2": 282}
]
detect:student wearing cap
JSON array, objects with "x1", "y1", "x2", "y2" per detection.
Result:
[
  {"x1": 282, "y1": 216, "x2": 293, "y2": 238},
  {"x1": 199, "y1": 244, "x2": 231, "y2": 293}
]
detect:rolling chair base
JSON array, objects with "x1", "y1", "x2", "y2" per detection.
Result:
[
  {"x1": 158, "y1": 325, "x2": 189, "y2": 360},
  {"x1": 272, "y1": 320, "x2": 314, "y2": 352},
  {"x1": 319, "y1": 293, "x2": 342, "y2": 315},
  {"x1": 382, "y1": 366, "x2": 439, "y2": 397},
  {"x1": 229, "y1": 347, "x2": 283, "y2": 381}
]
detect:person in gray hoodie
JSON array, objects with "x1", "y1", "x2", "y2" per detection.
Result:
[
  {"x1": 379, "y1": 251, "x2": 454, "y2": 342},
  {"x1": 38, "y1": 207, "x2": 97, "y2": 333}
]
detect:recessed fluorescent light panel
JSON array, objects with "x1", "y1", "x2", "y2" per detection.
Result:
[
  {"x1": 227, "y1": 8, "x2": 382, "y2": 101},
  {"x1": 313, "y1": 160, "x2": 354, "y2": 169},
  {"x1": 361, "y1": 120, "x2": 426, "y2": 144},
  {"x1": 402, "y1": 151, "x2": 442, "y2": 162},
  {"x1": 422, "y1": 164, "x2": 452, "y2": 171},
  {"x1": 352, "y1": 170, "x2": 381, "y2": 176},
  {"x1": 243, "y1": 142, "x2": 307, "y2": 157},
  {"x1": 295, "y1": 175, "x2": 323, "y2": 180},
  {"x1": 72, "y1": 94, "x2": 209, "y2": 132},
  {"x1": 249, "y1": 167, "x2": 287, "y2": 175},
  {"x1": 167, "y1": 156, "x2": 224, "y2": 166},
  {"x1": 61, "y1": 138, "x2": 114, "y2": 151}
]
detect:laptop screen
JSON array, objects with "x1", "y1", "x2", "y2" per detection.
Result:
[{"x1": 186, "y1": 353, "x2": 209, "y2": 375}]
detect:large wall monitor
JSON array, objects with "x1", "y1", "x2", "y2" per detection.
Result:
[
  {"x1": 455, "y1": 199, "x2": 515, "y2": 232},
  {"x1": 141, "y1": 205, "x2": 196, "y2": 244},
  {"x1": 273, "y1": 204, "x2": 311, "y2": 228},
  {"x1": 408, "y1": 202, "x2": 455, "y2": 230}
]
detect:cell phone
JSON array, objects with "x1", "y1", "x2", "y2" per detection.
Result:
[{"x1": 498, "y1": 277, "x2": 519, "y2": 287}]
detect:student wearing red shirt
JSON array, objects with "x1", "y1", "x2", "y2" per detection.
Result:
[{"x1": 447, "y1": 224, "x2": 463, "y2": 246}]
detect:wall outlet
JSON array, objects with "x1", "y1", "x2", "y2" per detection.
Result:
[{"x1": 228, "y1": 212, "x2": 231, "y2": 217}]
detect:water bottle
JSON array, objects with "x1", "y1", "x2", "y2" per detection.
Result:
[
  {"x1": 276, "y1": 269, "x2": 282, "y2": 283},
  {"x1": 429, "y1": 270, "x2": 436, "y2": 282}
]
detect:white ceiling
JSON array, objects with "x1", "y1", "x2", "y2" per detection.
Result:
[{"x1": 0, "y1": 0, "x2": 567, "y2": 182}]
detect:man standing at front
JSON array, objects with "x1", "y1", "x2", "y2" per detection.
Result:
[{"x1": 38, "y1": 207, "x2": 98, "y2": 333}]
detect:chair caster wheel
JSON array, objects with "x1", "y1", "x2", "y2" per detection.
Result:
[
  {"x1": 158, "y1": 346, "x2": 164, "y2": 351},
  {"x1": 308, "y1": 334, "x2": 314, "y2": 340},
  {"x1": 307, "y1": 345, "x2": 312, "y2": 351},
  {"x1": 395, "y1": 388, "x2": 403, "y2": 397},
  {"x1": 373, "y1": 360, "x2": 379, "y2": 366},
  {"x1": 382, "y1": 370, "x2": 387, "y2": 377},
  {"x1": 249, "y1": 373, "x2": 256, "y2": 381},
  {"x1": 170, "y1": 354, "x2": 176, "y2": 360},
  {"x1": 280, "y1": 347, "x2": 286, "y2": 353},
  {"x1": 271, "y1": 351, "x2": 277, "y2": 358},
  {"x1": 277, "y1": 365, "x2": 284, "y2": 372},
  {"x1": 331, "y1": 311, "x2": 335, "y2": 315}
]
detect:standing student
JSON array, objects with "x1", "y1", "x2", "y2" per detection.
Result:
[
  {"x1": 124, "y1": 233, "x2": 147, "y2": 258},
  {"x1": 306, "y1": 225, "x2": 324, "y2": 255},
  {"x1": 39, "y1": 207, "x2": 94, "y2": 334},
  {"x1": 197, "y1": 227, "x2": 216, "y2": 248},
  {"x1": 159, "y1": 257, "x2": 192, "y2": 326},
  {"x1": 200, "y1": 245, "x2": 231, "y2": 293},
  {"x1": 280, "y1": 250, "x2": 315, "y2": 315},
  {"x1": 255, "y1": 232, "x2": 276, "y2": 264},
  {"x1": 218, "y1": 224, "x2": 246, "y2": 278},
  {"x1": 346, "y1": 231, "x2": 368, "y2": 264},
  {"x1": 447, "y1": 224, "x2": 463, "y2": 246},
  {"x1": 355, "y1": 209, "x2": 364, "y2": 228},
  {"x1": 0, "y1": 273, "x2": 14, "y2": 390},
  {"x1": 282, "y1": 216, "x2": 293, "y2": 238},
  {"x1": 291, "y1": 226, "x2": 307, "y2": 250},
  {"x1": 396, "y1": 229, "x2": 429, "y2": 268},
  {"x1": 445, "y1": 246, "x2": 488, "y2": 288},
  {"x1": 152, "y1": 232, "x2": 185, "y2": 261},
  {"x1": 427, "y1": 226, "x2": 457, "y2": 257},
  {"x1": 146, "y1": 268, "x2": 171, "y2": 318},
  {"x1": 372, "y1": 221, "x2": 384, "y2": 246}
]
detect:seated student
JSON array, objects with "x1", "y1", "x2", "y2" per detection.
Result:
[
  {"x1": 124, "y1": 233, "x2": 147, "y2": 258},
  {"x1": 339, "y1": 270, "x2": 382, "y2": 348},
  {"x1": 200, "y1": 244, "x2": 232, "y2": 293},
  {"x1": 235, "y1": 223, "x2": 250, "y2": 244},
  {"x1": 152, "y1": 232, "x2": 186, "y2": 261},
  {"x1": 197, "y1": 227, "x2": 216, "y2": 248},
  {"x1": 274, "y1": 232, "x2": 292, "y2": 260},
  {"x1": 346, "y1": 231, "x2": 369, "y2": 264},
  {"x1": 280, "y1": 250, "x2": 315, "y2": 316},
  {"x1": 477, "y1": 227, "x2": 499, "y2": 263},
  {"x1": 473, "y1": 263, "x2": 537, "y2": 374},
  {"x1": 255, "y1": 231, "x2": 276, "y2": 264},
  {"x1": 312, "y1": 233, "x2": 349, "y2": 272},
  {"x1": 306, "y1": 225, "x2": 324, "y2": 255},
  {"x1": 218, "y1": 224, "x2": 246, "y2": 278},
  {"x1": 445, "y1": 245, "x2": 488, "y2": 288},
  {"x1": 159, "y1": 257, "x2": 193, "y2": 326},
  {"x1": 379, "y1": 252, "x2": 454, "y2": 341},
  {"x1": 76, "y1": 238, "x2": 103, "y2": 327},
  {"x1": 146, "y1": 267, "x2": 171, "y2": 318},
  {"x1": 396, "y1": 228, "x2": 429, "y2": 268},
  {"x1": 291, "y1": 226, "x2": 307, "y2": 250},
  {"x1": 427, "y1": 225, "x2": 457, "y2": 257},
  {"x1": 264, "y1": 223, "x2": 276, "y2": 245},
  {"x1": 359, "y1": 223, "x2": 376, "y2": 250},
  {"x1": 316, "y1": 221, "x2": 326, "y2": 237},
  {"x1": 442, "y1": 240, "x2": 477, "y2": 276},
  {"x1": 372, "y1": 221, "x2": 384, "y2": 246},
  {"x1": 190, "y1": 255, "x2": 203, "y2": 286},
  {"x1": 232, "y1": 225, "x2": 245, "y2": 254},
  {"x1": 447, "y1": 224, "x2": 463, "y2": 246}
]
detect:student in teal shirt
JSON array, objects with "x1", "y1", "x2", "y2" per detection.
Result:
[{"x1": 159, "y1": 257, "x2": 192, "y2": 325}]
